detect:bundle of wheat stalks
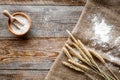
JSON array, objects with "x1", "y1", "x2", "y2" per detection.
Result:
[{"x1": 62, "y1": 30, "x2": 119, "y2": 80}]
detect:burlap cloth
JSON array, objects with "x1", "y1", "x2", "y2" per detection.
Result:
[{"x1": 45, "y1": 0, "x2": 120, "y2": 80}]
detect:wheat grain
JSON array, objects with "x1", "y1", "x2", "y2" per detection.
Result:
[
  {"x1": 66, "y1": 30, "x2": 78, "y2": 44},
  {"x1": 62, "y1": 61, "x2": 84, "y2": 72},
  {"x1": 68, "y1": 59, "x2": 90, "y2": 71},
  {"x1": 65, "y1": 43, "x2": 84, "y2": 61},
  {"x1": 78, "y1": 40, "x2": 93, "y2": 60},
  {"x1": 65, "y1": 43, "x2": 95, "y2": 69},
  {"x1": 63, "y1": 61, "x2": 95, "y2": 80},
  {"x1": 63, "y1": 31, "x2": 118, "y2": 80},
  {"x1": 76, "y1": 41, "x2": 113, "y2": 80},
  {"x1": 89, "y1": 49, "x2": 119, "y2": 80},
  {"x1": 73, "y1": 43, "x2": 91, "y2": 63},
  {"x1": 89, "y1": 49, "x2": 106, "y2": 64},
  {"x1": 63, "y1": 47, "x2": 73, "y2": 60}
]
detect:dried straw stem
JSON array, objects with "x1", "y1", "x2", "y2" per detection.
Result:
[
  {"x1": 89, "y1": 49, "x2": 118, "y2": 80},
  {"x1": 85, "y1": 73, "x2": 96, "y2": 80},
  {"x1": 105, "y1": 65, "x2": 119, "y2": 80},
  {"x1": 65, "y1": 44, "x2": 96, "y2": 70}
]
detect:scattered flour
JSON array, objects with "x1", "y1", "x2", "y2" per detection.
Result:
[{"x1": 92, "y1": 16, "x2": 112, "y2": 43}]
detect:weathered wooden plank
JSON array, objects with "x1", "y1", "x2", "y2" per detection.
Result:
[
  {"x1": 0, "y1": 57, "x2": 53, "y2": 70},
  {"x1": 0, "y1": 38, "x2": 66, "y2": 79},
  {"x1": 0, "y1": 70, "x2": 47, "y2": 80},
  {"x1": 0, "y1": 3, "x2": 84, "y2": 80},
  {"x1": 0, "y1": 38, "x2": 66, "y2": 53},
  {"x1": 0, "y1": 38, "x2": 66, "y2": 69},
  {"x1": 0, "y1": 5, "x2": 83, "y2": 38},
  {"x1": 0, "y1": 0, "x2": 86, "y2": 6}
]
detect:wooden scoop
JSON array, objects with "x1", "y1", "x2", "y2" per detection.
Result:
[{"x1": 3, "y1": 10, "x2": 24, "y2": 29}]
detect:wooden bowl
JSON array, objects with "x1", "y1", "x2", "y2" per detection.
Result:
[{"x1": 7, "y1": 12, "x2": 31, "y2": 36}]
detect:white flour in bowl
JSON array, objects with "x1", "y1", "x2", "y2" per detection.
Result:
[{"x1": 10, "y1": 15, "x2": 30, "y2": 35}]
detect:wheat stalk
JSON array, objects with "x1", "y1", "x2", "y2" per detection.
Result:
[
  {"x1": 65, "y1": 43, "x2": 101, "y2": 73},
  {"x1": 77, "y1": 40, "x2": 93, "y2": 61},
  {"x1": 62, "y1": 61, "x2": 84, "y2": 72},
  {"x1": 63, "y1": 30, "x2": 119, "y2": 80},
  {"x1": 68, "y1": 59, "x2": 90, "y2": 71},
  {"x1": 65, "y1": 43, "x2": 94, "y2": 68},
  {"x1": 73, "y1": 42, "x2": 91, "y2": 63},
  {"x1": 89, "y1": 49, "x2": 105, "y2": 64},
  {"x1": 105, "y1": 65, "x2": 119, "y2": 80},
  {"x1": 66, "y1": 30, "x2": 78, "y2": 44},
  {"x1": 64, "y1": 44, "x2": 96, "y2": 70},
  {"x1": 89, "y1": 49, "x2": 119, "y2": 80},
  {"x1": 66, "y1": 30, "x2": 92, "y2": 60},
  {"x1": 63, "y1": 47, "x2": 73, "y2": 60},
  {"x1": 62, "y1": 61, "x2": 95, "y2": 80},
  {"x1": 65, "y1": 43, "x2": 85, "y2": 62}
]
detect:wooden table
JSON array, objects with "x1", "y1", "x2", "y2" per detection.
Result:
[{"x1": 0, "y1": 0, "x2": 85, "y2": 80}]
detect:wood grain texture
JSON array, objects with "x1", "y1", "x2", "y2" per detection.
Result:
[
  {"x1": 0, "y1": 38, "x2": 66, "y2": 69},
  {"x1": 0, "y1": 38, "x2": 66, "y2": 79},
  {"x1": 0, "y1": 4, "x2": 83, "y2": 80},
  {"x1": 0, "y1": 0, "x2": 86, "y2": 6},
  {"x1": 0, "y1": 57, "x2": 53, "y2": 70},
  {"x1": 0, "y1": 5, "x2": 83, "y2": 38},
  {"x1": 0, "y1": 70, "x2": 47, "y2": 80}
]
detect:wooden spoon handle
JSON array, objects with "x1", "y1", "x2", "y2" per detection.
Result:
[{"x1": 3, "y1": 10, "x2": 14, "y2": 22}]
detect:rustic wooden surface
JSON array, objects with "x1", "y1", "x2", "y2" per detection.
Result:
[
  {"x1": 0, "y1": 1, "x2": 84, "y2": 80},
  {"x1": 0, "y1": 0, "x2": 86, "y2": 5}
]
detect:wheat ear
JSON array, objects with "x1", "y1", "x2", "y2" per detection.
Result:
[
  {"x1": 65, "y1": 43, "x2": 84, "y2": 62},
  {"x1": 68, "y1": 59, "x2": 90, "y2": 71},
  {"x1": 62, "y1": 61, "x2": 95, "y2": 80},
  {"x1": 62, "y1": 61, "x2": 84, "y2": 72},
  {"x1": 77, "y1": 40, "x2": 93, "y2": 60},
  {"x1": 89, "y1": 49, "x2": 105, "y2": 64},
  {"x1": 66, "y1": 30, "x2": 78, "y2": 44},
  {"x1": 63, "y1": 47, "x2": 73, "y2": 60},
  {"x1": 89, "y1": 49, "x2": 119, "y2": 80},
  {"x1": 73, "y1": 42, "x2": 91, "y2": 63},
  {"x1": 105, "y1": 65, "x2": 119, "y2": 80},
  {"x1": 65, "y1": 43, "x2": 96, "y2": 69}
]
